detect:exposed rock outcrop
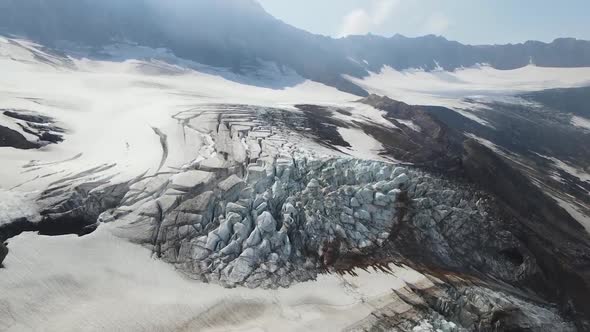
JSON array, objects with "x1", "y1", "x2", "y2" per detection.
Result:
[
  {"x1": 0, "y1": 124, "x2": 39, "y2": 149},
  {"x1": 462, "y1": 139, "x2": 590, "y2": 327},
  {"x1": 37, "y1": 181, "x2": 130, "y2": 236},
  {"x1": 359, "y1": 95, "x2": 464, "y2": 171},
  {"x1": 0, "y1": 242, "x2": 7, "y2": 266},
  {"x1": 1, "y1": 109, "x2": 64, "y2": 149}
]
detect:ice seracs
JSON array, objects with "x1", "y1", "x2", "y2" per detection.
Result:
[{"x1": 98, "y1": 107, "x2": 512, "y2": 290}]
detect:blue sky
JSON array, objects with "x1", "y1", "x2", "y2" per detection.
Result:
[{"x1": 257, "y1": 0, "x2": 590, "y2": 44}]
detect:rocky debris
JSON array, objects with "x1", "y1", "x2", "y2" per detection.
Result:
[
  {"x1": 421, "y1": 285, "x2": 576, "y2": 331},
  {"x1": 345, "y1": 281, "x2": 575, "y2": 332}
]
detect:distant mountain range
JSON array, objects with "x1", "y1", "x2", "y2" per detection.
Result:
[{"x1": 2, "y1": 0, "x2": 590, "y2": 95}]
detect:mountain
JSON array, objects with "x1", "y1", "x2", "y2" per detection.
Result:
[
  {"x1": 1, "y1": 1, "x2": 590, "y2": 331},
  {"x1": 1, "y1": 0, "x2": 590, "y2": 95},
  {"x1": 335, "y1": 34, "x2": 590, "y2": 71}
]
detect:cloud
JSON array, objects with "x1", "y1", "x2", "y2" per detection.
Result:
[
  {"x1": 339, "y1": 9, "x2": 372, "y2": 37},
  {"x1": 421, "y1": 12, "x2": 451, "y2": 35},
  {"x1": 372, "y1": 0, "x2": 399, "y2": 25},
  {"x1": 338, "y1": 0, "x2": 399, "y2": 37}
]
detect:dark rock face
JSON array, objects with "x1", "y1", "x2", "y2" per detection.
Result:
[
  {"x1": 0, "y1": 182, "x2": 129, "y2": 244},
  {"x1": 3, "y1": 110, "x2": 52, "y2": 124},
  {"x1": 359, "y1": 96, "x2": 590, "y2": 329},
  {"x1": 522, "y1": 86, "x2": 590, "y2": 119},
  {"x1": 418, "y1": 87, "x2": 590, "y2": 229},
  {"x1": 359, "y1": 95, "x2": 464, "y2": 171},
  {"x1": 1, "y1": 1, "x2": 589, "y2": 95},
  {"x1": 362, "y1": 91, "x2": 590, "y2": 225},
  {"x1": 0, "y1": 242, "x2": 7, "y2": 266},
  {"x1": 38, "y1": 181, "x2": 130, "y2": 236},
  {"x1": 0, "y1": 124, "x2": 39, "y2": 149},
  {"x1": 0, "y1": 218, "x2": 37, "y2": 243},
  {"x1": 292, "y1": 105, "x2": 353, "y2": 148},
  {"x1": 281, "y1": 99, "x2": 464, "y2": 172},
  {"x1": 462, "y1": 140, "x2": 590, "y2": 328},
  {"x1": 0, "y1": 110, "x2": 64, "y2": 149},
  {"x1": 427, "y1": 98, "x2": 590, "y2": 167}
]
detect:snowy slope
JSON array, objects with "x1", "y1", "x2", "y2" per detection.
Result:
[
  {"x1": 0, "y1": 37, "x2": 359, "y2": 194},
  {"x1": 347, "y1": 64, "x2": 590, "y2": 109},
  {"x1": 0, "y1": 225, "x2": 430, "y2": 332}
]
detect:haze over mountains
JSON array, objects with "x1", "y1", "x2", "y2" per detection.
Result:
[{"x1": 1, "y1": 0, "x2": 590, "y2": 95}]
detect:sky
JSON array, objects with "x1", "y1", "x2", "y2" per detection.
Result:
[{"x1": 257, "y1": 0, "x2": 590, "y2": 45}]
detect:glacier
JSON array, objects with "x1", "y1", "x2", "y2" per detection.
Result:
[{"x1": 1, "y1": 36, "x2": 589, "y2": 331}]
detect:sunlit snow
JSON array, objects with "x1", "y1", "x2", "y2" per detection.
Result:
[
  {"x1": 1, "y1": 225, "x2": 430, "y2": 332},
  {"x1": 347, "y1": 64, "x2": 590, "y2": 107}
]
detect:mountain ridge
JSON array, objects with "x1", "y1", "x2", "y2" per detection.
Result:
[{"x1": 1, "y1": 0, "x2": 589, "y2": 95}]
